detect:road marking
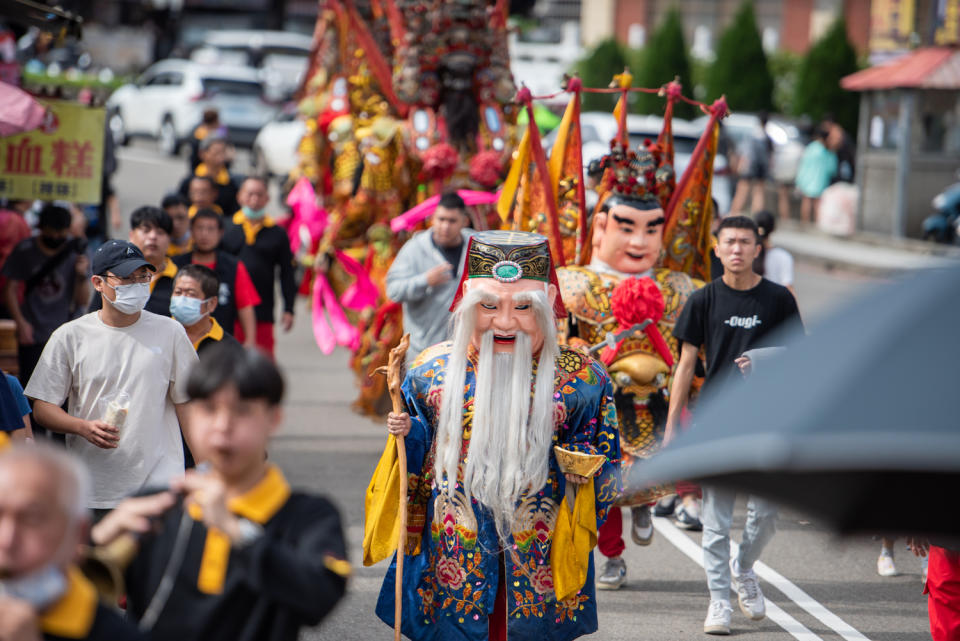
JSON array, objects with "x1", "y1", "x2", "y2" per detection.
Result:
[
  {"x1": 652, "y1": 516, "x2": 823, "y2": 640},
  {"x1": 749, "y1": 554, "x2": 871, "y2": 641}
]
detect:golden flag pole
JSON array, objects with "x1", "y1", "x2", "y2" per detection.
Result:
[{"x1": 376, "y1": 333, "x2": 410, "y2": 641}]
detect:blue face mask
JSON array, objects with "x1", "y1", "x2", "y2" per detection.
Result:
[
  {"x1": 241, "y1": 205, "x2": 266, "y2": 220},
  {"x1": 0, "y1": 564, "x2": 67, "y2": 610},
  {"x1": 169, "y1": 295, "x2": 211, "y2": 326}
]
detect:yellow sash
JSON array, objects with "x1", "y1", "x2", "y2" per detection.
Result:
[
  {"x1": 550, "y1": 478, "x2": 598, "y2": 602},
  {"x1": 363, "y1": 434, "x2": 407, "y2": 566}
]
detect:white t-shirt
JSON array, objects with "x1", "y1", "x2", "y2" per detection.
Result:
[
  {"x1": 764, "y1": 246, "x2": 795, "y2": 287},
  {"x1": 25, "y1": 311, "x2": 198, "y2": 508}
]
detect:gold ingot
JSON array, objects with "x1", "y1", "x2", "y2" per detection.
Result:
[
  {"x1": 609, "y1": 353, "x2": 669, "y2": 386},
  {"x1": 553, "y1": 446, "x2": 606, "y2": 478}
]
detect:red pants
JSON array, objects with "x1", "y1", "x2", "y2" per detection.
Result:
[
  {"x1": 235, "y1": 321, "x2": 276, "y2": 358},
  {"x1": 490, "y1": 553, "x2": 506, "y2": 641},
  {"x1": 926, "y1": 546, "x2": 960, "y2": 641},
  {"x1": 598, "y1": 507, "x2": 626, "y2": 558},
  {"x1": 597, "y1": 485, "x2": 702, "y2": 559}
]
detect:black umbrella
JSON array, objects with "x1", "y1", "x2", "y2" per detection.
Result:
[{"x1": 630, "y1": 266, "x2": 960, "y2": 539}]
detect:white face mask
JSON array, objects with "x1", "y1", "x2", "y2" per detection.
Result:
[{"x1": 103, "y1": 281, "x2": 151, "y2": 314}]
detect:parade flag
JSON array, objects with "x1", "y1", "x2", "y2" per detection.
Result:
[
  {"x1": 0, "y1": 100, "x2": 104, "y2": 204},
  {"x1": 662, "y1": 97, "x2": 728, "y2": 282},
  {"x1": 496, "y1": 124, "x2": 530, "y2": 223},
  {"x1": 546, "y1": 78, "x2": 587, "y2": 264},
  {"x1": 611, "y1": 69, "x2": 633, "y2": 147},
  {"x1": 658, "y1": 79, "x2": 682, "y2": 171}
]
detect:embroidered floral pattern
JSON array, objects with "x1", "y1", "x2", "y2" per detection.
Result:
[
  {"x1": 436, "y1": 555, "x2": 467, "y2": 590},
  {"x1": 379, "y1": 343, "x2": 621, "y2": 641}
]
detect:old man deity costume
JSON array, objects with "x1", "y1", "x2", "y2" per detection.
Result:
[{"x1": 363, "y1": 231, "x2": 621, "y2": 641}]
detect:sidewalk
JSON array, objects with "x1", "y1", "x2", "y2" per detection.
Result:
[{"x1": 773, "y1": 220, "x2": 960, "y2": 275}]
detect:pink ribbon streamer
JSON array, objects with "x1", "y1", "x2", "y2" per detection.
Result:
[
  {"x1": 285, "y1": 176, "x2": 328, "y2": 254},
  {"x1": 311, "y1": 273, "x2": 360, "y2": 355},
  {"x1": 335, "y1": 249, "x2": 379, "y2": 311},
  {"x1": 390, "y1": 189, "x2": 501, "y2": 233}
]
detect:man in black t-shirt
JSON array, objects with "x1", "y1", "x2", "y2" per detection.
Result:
[
  {"x1": 2, "y1": 205, "x2": 89, "y2": 386},
  {"x1": 666, "y1": 215, "x2": 802, "y2": 636}
]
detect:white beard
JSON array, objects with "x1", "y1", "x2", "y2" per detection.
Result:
[{"x1": 434, "y1": 286, "x2": 560, "y2": 539}]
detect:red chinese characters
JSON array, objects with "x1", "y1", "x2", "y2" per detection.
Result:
[
  {"x1": 50, "y1": 139, "x2": 94, "y2": 179},
  {"x1": 4, "y1": 138, "x2": 43, "y2": 175}
]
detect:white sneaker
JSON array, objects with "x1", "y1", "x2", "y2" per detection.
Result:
[
  {"x1": 596, "y1": 556, "x2": 627, "y2": 590},
  {"x1": 704, "y1": 599, "x2": 733, "y2": 635},
  {"x1": 731, "y1": 559, "x2": 766, "y2": 620},
  {"x1": 877, "y1": 553, "x2": 897, "y2": 577}
]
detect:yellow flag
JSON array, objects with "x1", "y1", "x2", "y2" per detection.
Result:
[{"x1": 662, "y1": 122, "x2": 720, "y2": 282}]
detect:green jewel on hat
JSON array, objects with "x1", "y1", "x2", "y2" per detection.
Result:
[
  {"x1": 465, "y1": 230, "x2": 551, "y2": 283},
  {"x1": 449, "y1": 230, "x2": 568, "y2": 319}
]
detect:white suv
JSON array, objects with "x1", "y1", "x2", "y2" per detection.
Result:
[{"x1": 106, "y1": 59, "x2": 280, "y2": 154}]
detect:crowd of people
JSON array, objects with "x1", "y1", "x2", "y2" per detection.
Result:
[
  {"x1": 0, "y1": 135, "x2": 332, "y2": 640},
  {"x1": 727, "y1": 112, "x2": 855, "y2": 227},
  {"x1": 0, "y1": 124, "x2": 955, "y2": 641}
]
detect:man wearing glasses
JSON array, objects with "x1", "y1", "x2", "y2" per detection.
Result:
[{"x1": 25, "y1": 240, "x2": 198, "y2": 520}]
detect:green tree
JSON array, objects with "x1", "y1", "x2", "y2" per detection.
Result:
[
  {"x1": 572, "y1": 38, "x2": 628, "y2": 112},
  {"x1": 630, "y1": 8, "x2": 696, "y2": 119},
  {"x1": 768, "y1": 50, "x2": 803, "y2": 115},
  {"x1": 706, "y1": 1, "x2": 774, "y2": 112},
  {"x1": 793, "y1": 17, "x2": 861, "y2": 135}
]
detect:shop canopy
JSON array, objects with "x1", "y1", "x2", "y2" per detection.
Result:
[{"x1": 842, "y1": 47, "x2": 960, "y2": 91}]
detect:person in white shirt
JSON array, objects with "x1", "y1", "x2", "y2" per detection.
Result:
[
  {"x1": 754, "y1": 211, "x2": 796, "y2": 298},
  {"x1": 25, "y1": 239, "x2": 198, "y2": 519}
]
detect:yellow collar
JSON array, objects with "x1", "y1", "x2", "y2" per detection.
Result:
[
  {"x1": 232, "y1": 211, "x2": 275, "y2": 246},
  {"x1": 195, "y1": 163, "x2": 230, "y2": 185},
  {"x1": 188, "y1": 464, "x2": 290, "y2": 525},
  {"x1": 167, "y1": 237, "x2": 193, "y2": 257},
  {"x1": 188, "y1": 203, "x2": 223, "y2": 218},
  {"x1": 150, "y1": 259, "x2": 178, "y2": 292},
  {"x1": 39, "y1": 566, "x2": 97, "y2": 639},
  {"x1": 192, "y1": 317, "x2": 224, "y2": 350}
]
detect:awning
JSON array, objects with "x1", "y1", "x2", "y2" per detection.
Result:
[{"x1": 841, "y1": 47, "x2": 960, "y2": 91}]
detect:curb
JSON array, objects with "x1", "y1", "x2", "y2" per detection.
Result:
[{"x1": 771, "y1": 221, "x2": 960, "y2": 277}]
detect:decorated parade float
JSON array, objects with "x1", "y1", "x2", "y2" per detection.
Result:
[{"x1": 287, "y1": 0, "x2": 728, "y2": 424}]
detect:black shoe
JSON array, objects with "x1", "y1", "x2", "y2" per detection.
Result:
[
  {"x1": 653, "y1": 494, "x2": 677, "y2": 517},
  {"x1": 674, "y1": 502, "x2": 703, "y2": 531}
]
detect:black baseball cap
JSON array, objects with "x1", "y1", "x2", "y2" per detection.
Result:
[{"x1": 92, "y1": 240, "x2": 156, "y2": 277}]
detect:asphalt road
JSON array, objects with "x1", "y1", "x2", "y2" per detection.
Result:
[{"x1": 113, "y1": 142, "x2": 929, "y2": 641}]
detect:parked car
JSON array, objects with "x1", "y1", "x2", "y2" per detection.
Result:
[
  {"x1": 190, "y1": 30, "x2": 313, "y2": 100},
  {"x1": 107, "y1": 59, "x2": 279, "y2": 154},
  {"x1": 251, "y1": 105, "x2": 306, "y2": 180},
  {"x1": 542, "y1": 112, "x2": 733, "y2": 215}
]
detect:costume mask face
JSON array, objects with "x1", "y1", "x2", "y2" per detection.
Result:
[
  {"x1": 468, "y1": 278, "x2": 555, "y2": 354},
  {"x1": 594, "y1": 203, "x2": 665, "y2": 274}
]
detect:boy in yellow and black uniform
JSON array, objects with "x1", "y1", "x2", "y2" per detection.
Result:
[{"x1": 90, "y1": 345, "x2": 348, "y2": 641}]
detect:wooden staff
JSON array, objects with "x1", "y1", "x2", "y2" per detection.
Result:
[{"x1": 376, "y1": 333, "x2": 410, "y2": 641}]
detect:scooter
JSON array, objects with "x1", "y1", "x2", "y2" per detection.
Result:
[{"x1": 922, "y1": 175, "x2": 960, "y2": 243}]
